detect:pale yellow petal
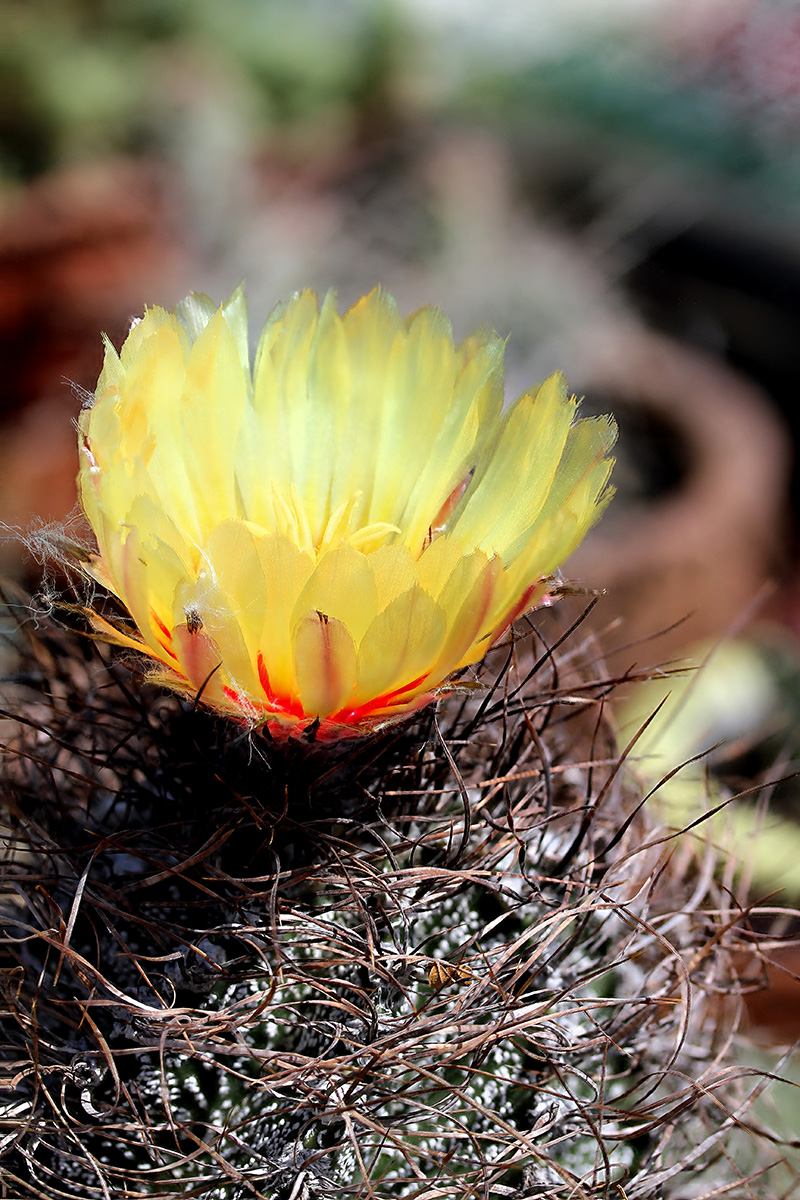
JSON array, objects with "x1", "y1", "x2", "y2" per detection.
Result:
[
  {"x1": 291, "y1": 543, "x2": 377, "y2": 645},
  {"x1": 175, "y1": 286, "x2": 250, "y2": 377},
  {"x1": 328, "y1": 288, "x2": 405, "y2": 524},
  {"x1": 400, "y1": 333, "x2": 504, "y2": 550},
  {"x1": 354, "y1": 586, "x2": 447, "y2": 706},
  {"x1": 502, "y1": 413, "x2": 616, "y2": 559},
  {"x1": 172, "y1": 572, "x2": 260, "y2": 710},
  {"x1": 118, "y1": 304, "x2": 181, "y2": 371},
  {"x1": 451, "y1": 372, "x2": 576, "y2": 557},
  {"x1": 180, "y1": 308, "x2": 247, "y2": 524},
  {"x1": 293, "y1": 612, "x2": 357, "y2": 717},
  {"x1": 433, "y1": 551, "x2": 501, "y2": 676},
  {"x1": 110, "y1": 523, "x2": 189, "y2": 663},
  {"x1": 415, "y1": 535, "x2": 468, "y2": 600},
  {"x1": 124, "y1": 494, "x2": 196, "y2": 570},
  {"x1": 198, "y1": 519, "x2": 270, "y2": 656},
  {"x1": 125, "y1": 321, "x2": 188, "y2": 462},
  {"x1": 94, "y1": 332, "x2": 123, "y2": 396},
  {"x1": 86, "y1": 319, "x2": 207, "y2": 548},
  {"x1": 366, "y1": 306, "x2": 458, "y2": 529},
  {"x1": 366, "y1": 542, "x2": 418, "y2": 610},
  {"x1": 302, "y1": 291, "x2": 350, "y2": 537},
  {"x1": 253, "y1": 289, "x2": 319, "y2": 496},
  {"x1": 253, "y1": 532, "x2": 316, "y2": 700}
]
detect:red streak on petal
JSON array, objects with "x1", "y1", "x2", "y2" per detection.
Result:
[
  {"x1": 332, "y1": 670, "x2": 432, "y2": 725},
  {"x1": 490, "y1": 583, "x2": 539, "y2": 645},
  {"x1": 257, "y1": 652, "x2": 304, "y2": 719},
  {"x1": 431, "y1": 474, "x2": 470, "y2": 534},
  {"x1": 315, "y1": 611, "x2": 342, "y2": 713},
  {"x1": 148, "y1": 610, "x2": 179, "y2": 662},
  {"x1": 151, "y1": 610, "x2": 173, "y2": 642},
  {"x1": 155, "y1": 637, "x2": 178, "y2": 661},
  {"x1": 465, "y1": 559, "x2": 497, "y2": 639}
]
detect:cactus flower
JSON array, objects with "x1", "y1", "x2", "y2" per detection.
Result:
[{"x1": 78, "y1": 287, "x2": 615, "y2": 736}]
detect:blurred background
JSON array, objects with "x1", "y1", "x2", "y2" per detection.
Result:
[{"x1": 4, "y1": 0, "x2": 800, "y2": 1044}]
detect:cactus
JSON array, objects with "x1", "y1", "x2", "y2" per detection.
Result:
[{"x1": 1, "y1": 594, "x2": 794, "y2": 1198}]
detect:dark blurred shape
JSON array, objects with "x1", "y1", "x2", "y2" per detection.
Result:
[
  {"x1": 569, "y1": 322, "x2": 790, "y2": 661},
  {"x1": 579, "y1": 390, "x2": 692, "y2": 510},
  {"x1": 624, "y1": 222, "x2": 800, "y2": 517}
]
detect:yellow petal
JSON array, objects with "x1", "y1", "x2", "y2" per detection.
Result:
[
  {"x1": 452, "y1": 372, "x2": 576, "y2": 557},
  {"x1": 433, "y1": 551, "x2": 501, "y2": 676},
  {"x1": 366, "y1": 305, "x2": 459, "y2": 530},
  {"x1": 400, "y1": 333, "x2": 504, "y2": 551},
  {"x1": 252, "y1": 531, "x2": 316, "y2": 701},
  {"x1": 354, "y1": 586, "x2": 447, "y2": 709},
  {"x1": 198, "y1": 522, "x2": 315, "y2": 708},
  {"x1": 365, "y1": 541, "x2": 417, "y2": 610},
  {"x1": 253, "y1": 289, "x2": 319, "y2": 497},
  {"x1": 331, "y1": 289, "x2": 405, "y2": 521},
  {"x1": 112, "y1": 524, "x2": 188, "y2": 665},
  {"x1": 416, "y1": 535, "x2": 467, "y2": 599},
  {"x1": 291, "y1": 543, "x2": 378, "y2": 645},
  {"x1": 293, "y1": 611, "x2": 357, "y2": 717},
  {"x1": 180, "y1": 309, "x2": 247, "y2": 524}
]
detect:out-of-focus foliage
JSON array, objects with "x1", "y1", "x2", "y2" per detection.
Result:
[
  {"x1": 466, "y1": 43, "x2": 800, "y2": 228},
  {"x1": 620, "y1": 634, "x2": 800, "y2": 897},
  {"x1": 6, "y1": 0, "x2": 800, "y2": 221},
  {"x1": 1, "y1": 0, "x2": 402, "y2": 181}
]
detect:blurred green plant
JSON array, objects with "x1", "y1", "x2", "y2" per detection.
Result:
[
  {"x1": 460, "y1": 36, "x2": 800, "y2": 232},
  {"x1": 1, "y1": 0, "x2": 403, "y2": 182},
  {"x1": 619, "y1": 634, "x2": 800, "y2": 898}
]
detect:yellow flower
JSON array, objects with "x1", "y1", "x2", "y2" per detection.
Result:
[{"x1": 78, "y1": 287, "x2": 615, "y2": 737}]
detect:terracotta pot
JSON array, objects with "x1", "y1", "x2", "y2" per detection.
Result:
[
  {"x1": 738, "y1": 944, "x2": 800, "y2": 1046},
  {"x1": 0, "y1": 159, "x2": 187, "y2": 574},
  {"x1": 567, "y1": 322, "x2": 790, "y2": 662}
]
